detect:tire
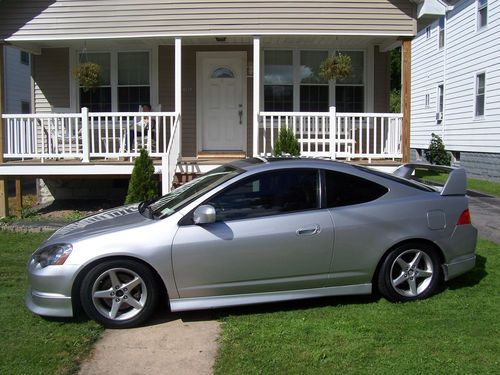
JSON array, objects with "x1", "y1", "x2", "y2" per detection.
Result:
[
  {"x1": 377, "y1": 242, "x2": 442, "y2": 302},
  {"x1": 80, "y1": 259, "x2": 159, "y2": 328}
]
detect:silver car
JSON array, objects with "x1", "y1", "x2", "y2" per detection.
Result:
[{"x1": 26, "y1": 158, "x2": 477, "y2": 328}]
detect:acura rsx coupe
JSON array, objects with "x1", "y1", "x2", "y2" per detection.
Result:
[{"x1": 27, "y1": 158, "x2": 477, "y2": 328}]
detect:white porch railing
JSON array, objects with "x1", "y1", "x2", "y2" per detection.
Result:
[
  {"x1": 162, "y1": 113, "x2": 181, "y2": 194},
  {"x1": 258, "y1": 107, "x2": 402, "y2": 161},
  {"x1": 2, "y1": 108, "x2": 179, "y2": 161}
]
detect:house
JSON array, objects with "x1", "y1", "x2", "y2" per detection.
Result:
[
  {"x1": 411, "y1": 0, "x2": 500, "y2": 181},
  {"x1": 0, "y1": 0, "x2": 443, "y2": 216},
  {"x1": 3, "y1": 45, "x2": 31, "y2": 114}
]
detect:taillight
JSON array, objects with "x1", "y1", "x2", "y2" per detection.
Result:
[{"x1": 457, "y1": 209, "x2": 471, "y2": 225}]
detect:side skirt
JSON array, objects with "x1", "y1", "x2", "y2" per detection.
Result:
[{"x1": 169, "y1": 283, "x2": 372, "y2": 312}]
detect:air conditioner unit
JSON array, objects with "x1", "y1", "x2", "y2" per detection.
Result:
[{"x1": 436, "y1": 112, "x2": 443, "y2": 121}]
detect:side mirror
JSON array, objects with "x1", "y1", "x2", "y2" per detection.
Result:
[{"x1": 193, "y1": 205, "x2": 216, "y2": 225}]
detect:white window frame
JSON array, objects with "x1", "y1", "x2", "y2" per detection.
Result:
[
  {"x1": 438, "y1": 17, "x2": 445, "y2": 50},
  {"x1": 262, "y1": 48, "x2": 367, "y2": 113},
  {"x1": 71, "y1": 47, "x2": 156, "y2": 112},
  {"x1": 425, "y1": 93, "x2": 430, "y2": 109},
  {"x1": 20, "y1": 51, "x2": 30, "y2": 66},
  {"x1": 426, "y1": 26, "x2": 431, "y2": 39},
  {"x1": 437, "y1": 84, "x2": 444, "y2": 122},
  {"x1": 477, "y1": 0, "x2": 488, "y2": 30},
  {"x1": 475, "y1": 72, "x2": 486, "y2": 118}
]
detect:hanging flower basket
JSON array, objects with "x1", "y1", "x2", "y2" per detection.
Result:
[
  {"x1": 72, "y1": 62, "x2": 101, "y2": 91},
  {"x1": 319, "y1": 53, "x2": 352, "y2": 81}
]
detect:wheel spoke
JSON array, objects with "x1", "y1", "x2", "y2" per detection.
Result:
[
  {"x1": 109, "y1": 299, "x2": 122, "y2": 319},
  {"x1": 93, "y1": 288, "x2": 114, "y2": 299},
  {"x1": 125, "y1": 297, "x2": 143, "y2": 310},
  {"x1": 108, "y1": 270, "x2": 121, "y2": 288},
  {"x1": 392, "y1": 273, "x2": 407, "y2": 287},
  {"x1": 416, "y1": 268, "x2": 433, "y2": 278},
  {"x1": 408, "y1": 278, "x2": 418, "y2": 296},
  {"x1": 409, "y1": 251, "x2": 423, "y2": 268},
  {"x1": 123, "y1": 276, "x2": 142, "y2": 291},
  {"x1": 396, "y1": 257, "x2": 409, "y2": 269}
]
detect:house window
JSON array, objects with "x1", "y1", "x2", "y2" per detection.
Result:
[
  {"x1": 438, "y1": 16, "x2": 445, "y2": 49},
  {"x1": 478, "y1": 0, "x2": 488, "y2": 29},
  {"x1": 425, "y1": 93, "x2": 430, "y2": 109},
  {"x1": 21, "y1": 101, "x2": 30, "y2": 114},
  {"x1": 300, "y1": 51, "x2": 329, "y2": 111},
  {"x1": 475, "y1": 73, "x2": 485, "y2": 117},
  {"x1": 78, "y1": 51, "x2": 150, "y2": 112},
  {"x1": 264, "y1": 51, "x2": 293, "y2": 111},
  {"x1": 20, "y1": 51, "x2": 30, "y2": 65},
  {"x1": 437, "y1": 84, "x2": 444, "y2": 121},
  {"x1": 426, "y1": 26, "x2": 431, "y2": 39},
  {"x1": 335, "y1": 51, "x2": 364, "y2": 112}
]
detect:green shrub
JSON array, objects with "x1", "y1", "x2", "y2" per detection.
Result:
[
  {"x1": 425, "y1": 133, "x2": 451, "y2": 166},
  {"x1": 390, "y1": 89, "x2": 401, "y2": 113},
  {"x1": 273, "y1": 128, "x2": 300, "y2": 157},
  {"x1": 125, "y1": 149, "x2": 158, "y2": 204}
]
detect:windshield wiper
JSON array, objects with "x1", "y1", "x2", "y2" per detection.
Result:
[{"x1": 138, "y1": 200, "x2": 155, "y2": 219}]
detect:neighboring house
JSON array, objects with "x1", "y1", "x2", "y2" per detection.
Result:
[
  {"x1": 3, "y1": 45, "x2": 31, "y2": 114},
  {"x1": 411, "y1": 0, "x2": 500, "y2": 181},
  {"x1": 0, "y1": 0, "x2": 444, "y2": 212}
]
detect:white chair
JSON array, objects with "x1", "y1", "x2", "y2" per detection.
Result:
[{"x1": 47, "y1": 107, "x2": 80, "y2": 156}]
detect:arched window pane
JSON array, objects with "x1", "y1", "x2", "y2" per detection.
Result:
[{"x1": 211, "y1": 67, "x2": 234, "y2": 78}]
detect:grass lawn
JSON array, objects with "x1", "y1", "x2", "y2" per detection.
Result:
[
  {"x1": 215, "y1": 239, "x2": 499, "y2": 374},
  {"x1": 415, "y1": 169, "x2": 500, "y2": 197},
  {"x1": 0, "y1": 231, "x2": 103, "y2": 375}
]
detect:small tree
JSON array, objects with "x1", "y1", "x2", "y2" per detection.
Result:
[
  {"x1": 425, "y1": 133, "x2": 451, "y2": 166},
  {"x1": 273, "y1": 128, "x2": 300, "y2": 157},
  {"x1": 125, "y1": 149, "x2": 158, "y2": 204}
]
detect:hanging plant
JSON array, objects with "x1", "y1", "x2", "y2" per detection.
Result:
[
  {"x1": 72, "y1": 62, "x2": 101, "y2": 92},
  {"x1": 319, "y1": 53, "x2": 352, "y2": 81}
]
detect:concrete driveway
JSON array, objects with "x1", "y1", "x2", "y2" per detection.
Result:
[{"x1": 468, "y1": 195, "x2": 500, "y2": 243}]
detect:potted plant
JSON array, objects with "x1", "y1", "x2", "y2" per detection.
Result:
[
  {"x1": 72, "y1": 61, "x2": 101, "y2": 91},
  {"x1": 319, "y1": 53, "x2": 352, "y2": 81}
]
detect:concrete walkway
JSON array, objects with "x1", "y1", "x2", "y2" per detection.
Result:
[{"x1": 78, "y1": 311, "x2": 220, "y2": 375}]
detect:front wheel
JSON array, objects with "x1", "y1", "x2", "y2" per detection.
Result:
[
  {"x1": 377, "y1": 243, "x2": 442, "y2": 302},
  {"x1": 80, "y1": 259, "x2": 158, "y2": 328}
]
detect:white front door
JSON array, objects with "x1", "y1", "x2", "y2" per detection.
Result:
[{"x1": 197, "y1": 52, "x2": 246, "y2": 151}]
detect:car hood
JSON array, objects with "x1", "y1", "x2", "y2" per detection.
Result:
[{"x1": 47, "y1": 204, "x2": 151, "y2": 243}]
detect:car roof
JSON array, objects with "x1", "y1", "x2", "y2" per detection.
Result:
[{"x1": 230, "y1": 157, "x2": 357, "y2": 173}]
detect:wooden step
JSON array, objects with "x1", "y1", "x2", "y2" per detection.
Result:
[{"x1": 197, "y1": 150, "x2": 246, "y2": 159}]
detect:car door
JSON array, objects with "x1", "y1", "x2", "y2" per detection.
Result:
[{"x1": 171, "y1": 168, "x2": 335, "y2": 298}]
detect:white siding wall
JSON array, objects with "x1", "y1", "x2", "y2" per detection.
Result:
[
  {"x1": 3, "y1": 46, "x2": 31, "y2": 114},
  {"x1": 412, "y1": 0, "x2": 500, "y2": 153}
]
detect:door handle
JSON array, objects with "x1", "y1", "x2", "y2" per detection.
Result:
[
  {"x1": 296, "y1": 225, "x2": 320, "y2": 236},
  {"x1": 238, "y1": 109, "x2": 243, "y2": 125}
]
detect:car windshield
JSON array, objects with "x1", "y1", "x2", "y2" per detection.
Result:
[{"x1": 148, "y1": 165, "x2": 242, "y2": 219}]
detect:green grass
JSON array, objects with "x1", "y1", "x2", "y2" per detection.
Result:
[
  {"x1": 215, "y1": 240, "x2": 499, "y2": 374},
  {"x1": 415, "y1": 169, "x2": 500, "y2": 196},
  {"x1": 0, "y1": 231, "x2": 103, "y2": 375}
]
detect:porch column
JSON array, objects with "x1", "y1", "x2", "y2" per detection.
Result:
[
  {"x1": 175, "y1": 37, "x2": 182, "y2": 155},
  {"x1": 252, "y1": 37, "x2": 260, "y2": 157},
  {"x1": 401, "y1": 38, "x2": 412, "y2": 163},
  {"x1": 0, "y1": 44, "x2": 9, "y2": 217}
]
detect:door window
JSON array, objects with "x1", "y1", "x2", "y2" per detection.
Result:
[{"x1": 206, "y1": 169, "x2": 319, "y2": 221}]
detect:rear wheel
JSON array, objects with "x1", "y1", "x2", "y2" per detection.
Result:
[
  {"x1": 377, "y1": 243, "x2": 442, "y2": 302},
  {"x1": 80, "y1": 259, "x2": 158, "y2": 328}
]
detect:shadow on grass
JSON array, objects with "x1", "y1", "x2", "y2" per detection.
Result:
[{"x1": 446, "y1": 254, "x2": 487, "y2": 290}]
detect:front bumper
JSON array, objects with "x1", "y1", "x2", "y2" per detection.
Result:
[{"x1": 26, "y1": 288, "x2": 73, "y2": 317}]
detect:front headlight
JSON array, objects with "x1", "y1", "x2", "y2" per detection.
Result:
[{"x1": 32, "y1": 244, "x2": 73, "y2": 268}]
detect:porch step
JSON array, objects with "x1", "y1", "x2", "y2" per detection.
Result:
[{"x1": 197, "y1": 151, "x2": 246, "y2": 159}]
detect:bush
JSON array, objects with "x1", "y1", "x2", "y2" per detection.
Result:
[
  {"x1": 125, "y1": 149, "x2": 158, "y2": 204},
  {"x1": 425, "y1": 133, "x2": 451, "y2": 166},
  {"x1": 273, "y1": 128, "x2": 300, "y2": 157},
  {"x1": 390, "y1": 89, "x2": 401, "y2": 113}
]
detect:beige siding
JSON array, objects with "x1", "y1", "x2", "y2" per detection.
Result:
[
  {"x1": 1, "y1": 1, "x2": 416, "y2": 41},
  {"x1": 33, "y1": 48, "x2": 70, "y2": 113}
]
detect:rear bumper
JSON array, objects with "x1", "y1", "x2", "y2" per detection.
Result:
[{"x1": 442, "y1": 255, "x2": 476, "y2": 281}]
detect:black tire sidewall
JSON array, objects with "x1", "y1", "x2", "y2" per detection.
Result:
[
  {"x1": 377, "y1": 243, "x2": 442, "y2": 302},
  {"x1": 80, "y1": 259, "x2": 158, "y2": 328}
]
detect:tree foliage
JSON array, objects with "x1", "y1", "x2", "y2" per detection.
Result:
[
  {"x1": 425, "y1": 133, "x2": 451, "y2": 166},
  {"x1": 319, "y1": 53, "x2": 352, "y2": 81},
  {"x1": 125, "y1": 149, "x2": 158, "y2": 204},
  {"x1": 273, "y1": 128, "x2": 300, "y2": 157}
]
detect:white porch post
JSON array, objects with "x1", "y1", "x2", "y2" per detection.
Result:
[
  {"x1": 81, "y1": 107, "x2": 90, "y2": 163},
  {"x1": 329, "y1": 106, "x2": 336, "y2": 160},
  {"x1": 252, "y1": 37, "x2": 261, "y2": 157},
  {"x1": 175, "y1": 37, "x2": 182, "y2": 155}
]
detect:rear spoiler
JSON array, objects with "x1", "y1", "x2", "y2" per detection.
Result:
[{"x1": 392, "y1": 163, "x2": 467, "y2": 196}]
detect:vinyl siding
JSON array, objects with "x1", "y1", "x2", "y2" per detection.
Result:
[
  {"x1": 411, "y1": 0, "x2": 500, "y2": 153},
  {"x1": 33, "y1": 48, "x2": 70, "y2": 113},
  {"x1": 0, "y1": 0, "x2": 416, "y2": 41}
]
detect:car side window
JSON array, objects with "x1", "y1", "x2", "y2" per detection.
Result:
[
  {"x1": 324, "y1": 170, "x2": 387, "y2": 208},
  {"x1": 206, "y1": 169, "x2": 319, "y2": 221}
]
